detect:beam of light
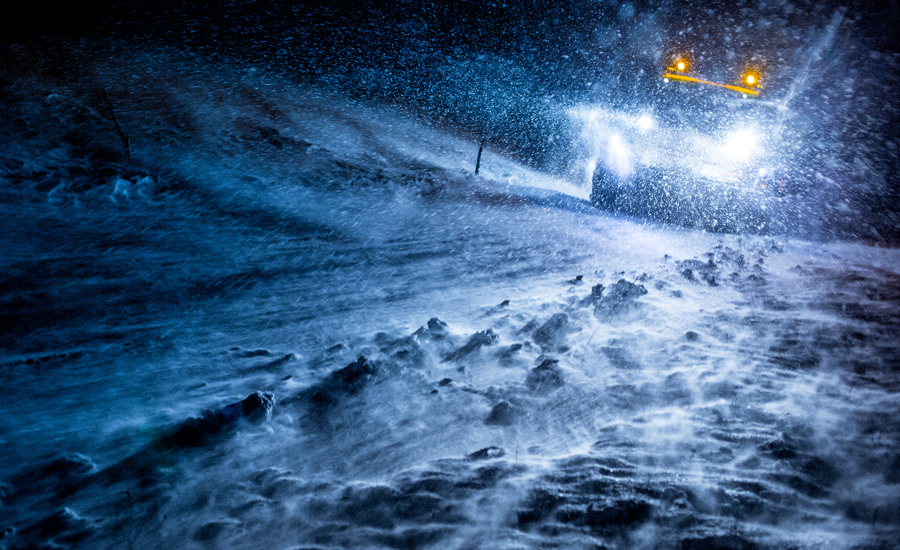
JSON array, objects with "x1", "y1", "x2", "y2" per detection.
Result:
[
  {"x1": 722, "y1": 128, "x2": 758, "y2": 161},
  {"x1": 607, "y1": 133, "x2": 632, "y2": 178}
]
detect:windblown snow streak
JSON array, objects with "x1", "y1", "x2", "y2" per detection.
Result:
[{"x1": 1, "y1": 46, "x2": 898, "y2": 550}]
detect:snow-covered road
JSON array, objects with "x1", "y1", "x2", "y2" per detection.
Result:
[{"x1": 1, "y1": 49, "x2": 899, "y2": 549}]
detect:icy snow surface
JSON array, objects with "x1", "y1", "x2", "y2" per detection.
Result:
[{"x1": 1, "y1": 51, "x2": 899, "y2": 549}]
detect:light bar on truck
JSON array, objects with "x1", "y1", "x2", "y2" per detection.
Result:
[{"x1": 661, "y1": 71, "x2": 761, "y2": 96}]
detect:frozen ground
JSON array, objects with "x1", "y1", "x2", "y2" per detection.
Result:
[{"x1": 1, "y1": 47, "x2": 899, "y2": 549}]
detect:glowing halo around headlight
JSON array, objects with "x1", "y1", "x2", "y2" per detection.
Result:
[
  {"x1": 637, "y1": 114, "x2": 654, "y2": 132},
  {"x1": 606, "y1": 133, "x2": 632, "y2": 178},
  {"x1": 723, "y1": 128, "x2": 758, "y2": 161},
  {"x1": 746, "y1": 75, "x2": 756, "y2": 85}
]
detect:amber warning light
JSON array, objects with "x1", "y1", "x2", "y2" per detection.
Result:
[{"x1": 662, "y1": 63, "x2": 762, "y2": 97}]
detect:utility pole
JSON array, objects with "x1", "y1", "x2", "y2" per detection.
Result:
[{"x1": 474, "y1": 138, "x2": 485, "y2": 175}]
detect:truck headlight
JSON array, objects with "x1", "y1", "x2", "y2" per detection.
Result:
[
  {"x1": 636, "y1": 114, "x2": 654, "y2": 132},
  {"x1": 723, "y1": 128, "x2": 758, "y2": 161}
]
